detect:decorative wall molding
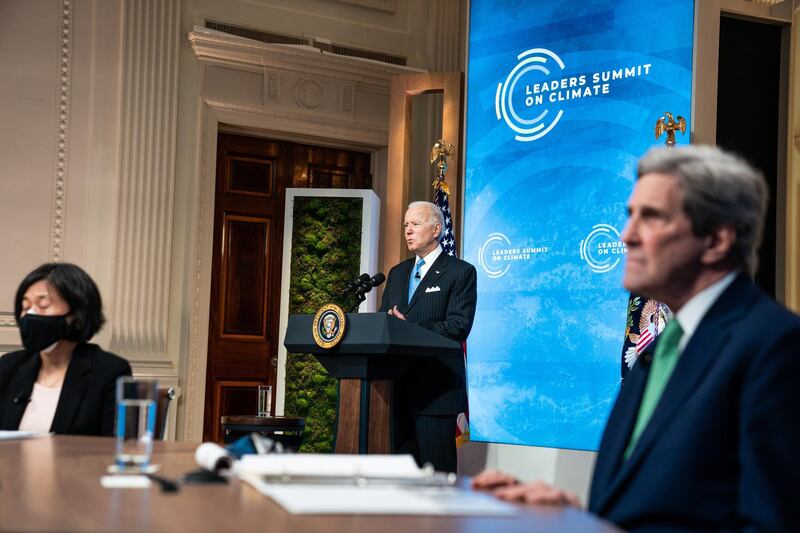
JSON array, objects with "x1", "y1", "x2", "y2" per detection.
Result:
[
  {"x1": 427, "y1": 0, "x2": 464, "y2": 72},
  {"x1": 189, "y1": 28, "x2": 421, "y2": 84},
  {"x1": 788, "y1": 1, "x2": 800, "y2": 311},
  {"x1": 265, "y1": 71, "x2": 278, "y2": 103},
  {"x1": 110, "y1": 0, "x2": 180, "y2": 359},
  {"x1": 721, "y1": 0, "x2": 795, "y2": 21},
  {"x1": 342, "y1": 84, "x2": 354, "y2": 114},
  {"x1": 336, "y1": 0, "x2": 396, "y2": 13},
  {"x1": 0, "y1": 314, "x2": 16, "y2": 328},
  {"x1": 182, "y1": 26, "x2": 413, "y2": 439},
  {"x1": 189, "y1": 26, "x2": 421, "y2": 147},
  {"x1": 51, "y1": 0, "x2": 73, "y2": 263},
  {"x1": 183, "y1": 104, "x2": 213, "y2": 442},
  {"x1": 294, "y1": 79, "x2": 325, "y2": 109},
  {"x1": 202, "y1": 98, "x2": 389, "y2": 143}
]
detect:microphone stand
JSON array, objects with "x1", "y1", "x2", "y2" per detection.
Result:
[{"x1": 347, "y1": 290, "x2": 367, "y2": 313}]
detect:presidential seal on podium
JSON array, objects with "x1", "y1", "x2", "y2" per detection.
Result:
[{"x1": 312, "y1": 303, "x2": 346, "y2": 349}]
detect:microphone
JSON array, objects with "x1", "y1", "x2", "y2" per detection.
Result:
[
  {"x1": 341, "y1": 273, "x2": 370, "y2": 297},
  {"x1": 367, "y1": 272, "x2": 386, "y2": 289},
  {"x1": 346, "y1": 272, "x2": 385, "y2": 312},
  {"x1": 356, "y1": 272, "x2": 385, "y2": 295}
]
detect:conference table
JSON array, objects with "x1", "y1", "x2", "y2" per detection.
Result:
[{"x1": 0, "y1": 436, "x2": 619, "y2": 532}]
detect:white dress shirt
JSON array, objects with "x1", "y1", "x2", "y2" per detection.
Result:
[
  {"x1": 674, "y1": 272, "x2": 738, "y2": 353},
  {"x1": 18, "y1": 383, "x2": 61, "y2": 433},
  {"x1": 416, "y1": 244, "x2": 443, "y2": 283}
]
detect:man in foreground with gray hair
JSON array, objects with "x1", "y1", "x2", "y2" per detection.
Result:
[{"x1": 473, "y1": 145, "x2": 800, "y2": 531}]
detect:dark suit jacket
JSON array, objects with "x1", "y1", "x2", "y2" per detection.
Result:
[
  {"x1": 589, "y1": 274, "x2": 800, "y2": 532},
  {"x1": 380, "y1": 251, "x2": 477, "y2": 415},
  {"x1": 0, "y1": 343, "x2": 132, "y2": 436}
]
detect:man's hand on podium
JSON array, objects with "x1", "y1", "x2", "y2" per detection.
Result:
[{"x1": 388, "y1": 306, "x2": 407, "y2": 321}]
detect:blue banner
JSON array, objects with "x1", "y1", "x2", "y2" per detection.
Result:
[{"x1": 463, "y1": 0, "x2": 694, "y2": 450}]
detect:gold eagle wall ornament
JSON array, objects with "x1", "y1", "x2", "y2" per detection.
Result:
[
  {"x1": 655, "y1": 111, "x2": 686, "y2": 148},
  {"x1": 430, "y1": 139, "x2": 454, "y2": 196}
]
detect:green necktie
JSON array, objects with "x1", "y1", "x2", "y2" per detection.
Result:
[{"x1": 623, "y1": 319, "x2": 684, "y2": 460}]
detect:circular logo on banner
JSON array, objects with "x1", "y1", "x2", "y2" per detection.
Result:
[
  {"x1": 478, "y1": 232, "x2": 549, "y2": 279},
  {"x1": 580, "y1": 224, "x2": 627, "y2": 273},
  {"x1": 478, "y1": 233, "x2": 513, "y2": 279},
  {"x1": 312, "y1": 303, "x2": 346, "y2": 349},
  {"x1": 495, "y1": 48, "x2": 566, "y2": 142}
]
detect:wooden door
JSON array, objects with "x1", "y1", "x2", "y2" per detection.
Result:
[{"x1": 204, "y1": 133, "x2": 371, "y2": 442}]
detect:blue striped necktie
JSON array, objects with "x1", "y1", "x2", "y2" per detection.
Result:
[{"x1": 408, "y1": 258, "x2": 425, "y2": 303}]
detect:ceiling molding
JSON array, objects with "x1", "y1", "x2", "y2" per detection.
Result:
[{"x1": 188, "y1": 27, "x2": 422, "y2": 85}]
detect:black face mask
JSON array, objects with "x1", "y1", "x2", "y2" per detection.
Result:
[{"x1": 19, "y1": 314, "x2": 68, "y2": 353}]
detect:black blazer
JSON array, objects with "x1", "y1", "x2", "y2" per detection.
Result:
[
  {"x1": 589, "y1": 274, "x2": 800, "y2": 531},
  {"x1": 0, "y1": 343, "x2": 132, "y2": 436},
  {"x1": 380, "y1": 252, "x2": 477, "y2": 414}
]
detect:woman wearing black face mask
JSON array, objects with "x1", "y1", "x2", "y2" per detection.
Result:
[{"x1": 0, "y1": 263, "x2": 131, "y2": 436}]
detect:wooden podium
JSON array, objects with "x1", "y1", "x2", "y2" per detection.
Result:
[{"x1": 284, "y1": 313, "x2": 462, "y2": 454}]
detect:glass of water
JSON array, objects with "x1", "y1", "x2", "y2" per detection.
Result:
[
  {"x1": 258, "y1": 384, "x2": 272, "y2": 417},
  {"x1": 114, "y1": 377, "x2": 158, "y2": 472}
]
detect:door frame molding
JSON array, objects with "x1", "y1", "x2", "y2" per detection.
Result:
[{"x1": 182, "y1": 29, "x2": 418, "y2": 441}]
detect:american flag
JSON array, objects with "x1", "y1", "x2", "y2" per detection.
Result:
[
  {"x1": 435, "y1": 185, "x2": 456, "y2": 257},
  {"x1": 621, "y1": 295, "x2": 672, "y2": 378},
  {"x1": 635, "y1": 324, "x2": 655, "y2": 354},
  {"x1": 433, "y1": 178, "x2": 465, "y2": 447}
]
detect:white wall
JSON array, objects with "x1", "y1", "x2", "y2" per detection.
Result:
[{"x1": 0, "y1": 0, "x2": 124, "y2": 353}]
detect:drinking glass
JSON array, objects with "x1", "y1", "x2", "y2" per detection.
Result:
[
  {"x1": 114, "y1": 377, "x2": 158, "y2": 472},
  {"x1": 258, "y1": 385, "x2": 272, "y2": 417}
]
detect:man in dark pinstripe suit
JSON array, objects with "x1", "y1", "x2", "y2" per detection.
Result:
[{"x1": 380, "y1": 201, "x2": 477, "y2": 473}]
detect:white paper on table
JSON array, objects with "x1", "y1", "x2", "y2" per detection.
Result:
[
  {"x1": 239, "y1": 473, "x2": 518, "y2": 517},
  {"x1": 0, "y1": 430, "x2": 46, "y2": 440},
  {"x1": 100, "y1": 475, "x2": 151, "y2": 489},
  {"x1": 237, "y1": 454, "x2": 425, "y2": 479}
]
